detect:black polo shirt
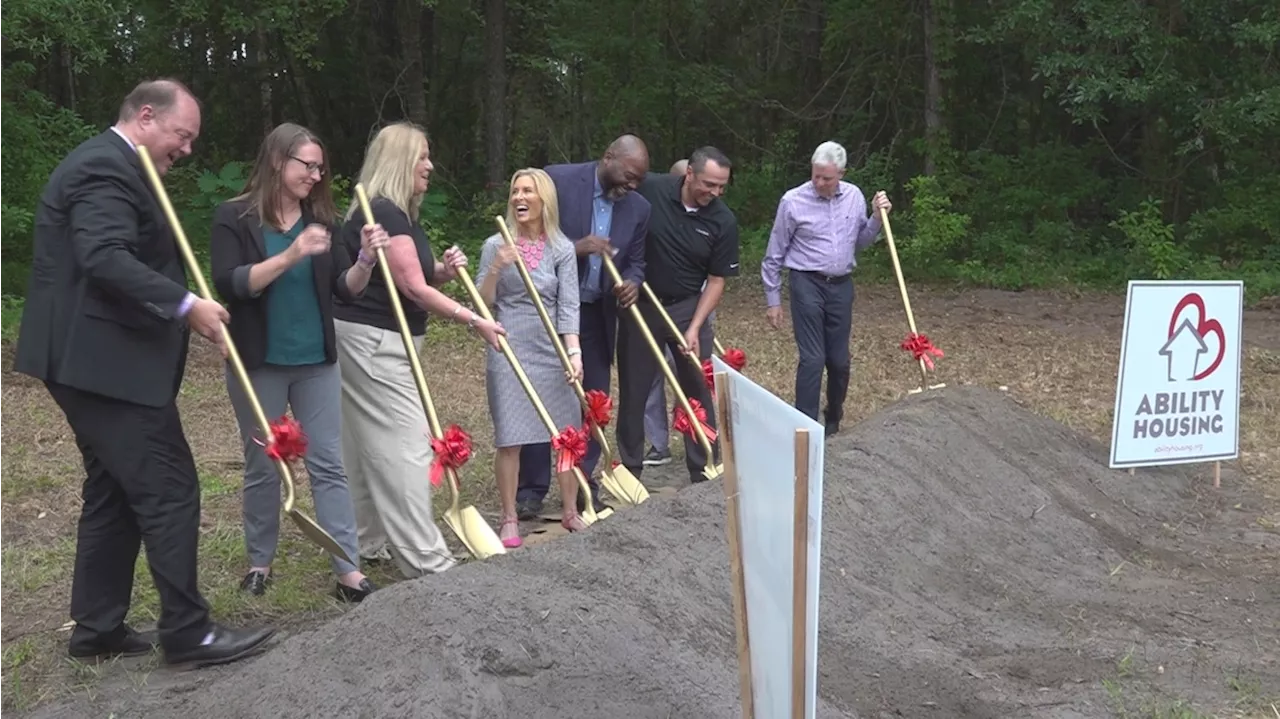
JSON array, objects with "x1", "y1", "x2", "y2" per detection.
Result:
[{"x1": 636, "y1": 172, "x2": 740, "y2": 302}]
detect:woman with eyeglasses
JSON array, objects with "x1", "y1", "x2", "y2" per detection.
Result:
[{"x1": 210, "y1": 122, "x2": 387, "y2": 602}]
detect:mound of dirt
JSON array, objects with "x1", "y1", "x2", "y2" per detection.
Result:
[{"x1": 25, "y1": 386, "x2": 1279, "y2": 719}]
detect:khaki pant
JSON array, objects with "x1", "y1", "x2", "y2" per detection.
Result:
[{"x1": 334, "y1": 318, "x2": 455, "y2": 578}]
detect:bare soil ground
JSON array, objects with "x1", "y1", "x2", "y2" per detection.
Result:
[{"x1": 3, "y1": 281, "x2": 1278, "y2": 717}]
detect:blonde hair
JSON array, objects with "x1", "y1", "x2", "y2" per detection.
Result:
[
  {"x1": 346, "y1": 121, "x2": 430, "y2": 222},
  {"x1": 505, "y1": 168, "x2": 570, "y2": 249}
]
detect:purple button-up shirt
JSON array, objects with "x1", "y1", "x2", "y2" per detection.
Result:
[{"x1": 761, "y1": 180, "x2": 882, "y2": 307}]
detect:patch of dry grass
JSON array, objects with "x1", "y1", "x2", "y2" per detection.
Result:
[{"x1": 3, "y1": 277, "x2": 1277, "y2": 712}]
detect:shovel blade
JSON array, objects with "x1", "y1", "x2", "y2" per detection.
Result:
[
  {"x1": 700, "y1": 462, "x2": 725, "y2": 482},
  {"x1": 600, "y1": 466, "x2": 650, "y2": 507},
  {"x1": 288, "y1": 510, "x2": 356, "y2": 566},
  {"x1": 444, "y1": 506, "x2": 506, "y2": 560}
]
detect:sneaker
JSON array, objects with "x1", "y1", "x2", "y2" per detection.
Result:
[
  {"x1": 643, "y1": 447, "x2": 672, "y2": 466},
  {"x1": 516, "y1": 498, "x2": 543, "y2": 521}
]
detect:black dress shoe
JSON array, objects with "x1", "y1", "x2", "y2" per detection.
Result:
[
  {"x1": 516, "y1": 499, "x2": 543, "y2": 521},
  {"x1": 163, "y1": 623, "x2": 276, "y2": 668},
  {"x1": 335, "y1": 578, "x2": 378, "y2": 603},
  {"x1": 239, "y1": 570, "x2": 270, "y2": 596},
  {"x1": 68, "y1": 624, "x2": 158, "y2": 660}
]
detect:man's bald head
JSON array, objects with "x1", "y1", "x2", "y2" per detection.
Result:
[
  {"x1": 598, "y1": 134, "x2": 651, "y2": 199},
  {"x1": 669, "y1": 159, "x2": 689, "y2": 176}
]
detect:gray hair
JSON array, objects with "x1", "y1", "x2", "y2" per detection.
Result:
[{"x1": 810, "y1": 141, "x2": 847, "y2": 171}]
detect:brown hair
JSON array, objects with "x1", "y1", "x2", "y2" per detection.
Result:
[{"x1": 234, "y1": 122, "x2": 338, "y2": 229}]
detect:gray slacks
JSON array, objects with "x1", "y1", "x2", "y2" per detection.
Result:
[{"x1": 226, "y1": 361, "x2": 361, "y2": 576}]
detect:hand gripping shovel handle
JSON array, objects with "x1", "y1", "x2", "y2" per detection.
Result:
[
  {"x1": 352, "y1": 185, "x2": 465, "y2": 512},
  {"x1": 138, "y1": 146, "x2": 352, "y2": 566},
  {"x1": 638, "y1": 281, "x2": 707, "y2": 376},
  {"x1": 878, "y1": 206, "x2": 930, "y2": 388},
  {"x1": 452, "y1": 265, "x2": 600, "y2": 523},
  {"x1": 491, "y1": 217, "x2": 646, "y2": 504},
  {"x1": 601, "y1": 255, "x2": 718, "y2": 474}
]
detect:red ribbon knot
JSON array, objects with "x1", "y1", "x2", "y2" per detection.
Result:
[
  {"x1": 429, "y1": 424, "x2": 473, "y2": 487},
  {"x1": 584, "y1": 389, "x2": 613, "y2": 428},
  {"x1": 900, "y1": 332, "x2": 944, "y2": 370},
  {"x1": 255, "y1": 416, "x2": 308, "y2": 462},
  {"x1": 552, "y1": 425, "x2": 589, "y2": 473},
  {"x1": 722, "y1": 347, "x2": 747, "y2": 371},
  {"x1": 672, "y1": 399, "x2": 717, "y2": 443}
]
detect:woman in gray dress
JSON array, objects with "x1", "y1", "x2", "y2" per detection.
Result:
[{"x1": 476, "y1": 168, "x2": 586, "y2": 547}]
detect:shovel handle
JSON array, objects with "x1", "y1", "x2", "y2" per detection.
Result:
[
  {"x1": 878, "y1": 206, "x2": 930, "y2": 386},
  {"x1": 137, "y1": 145, "x2": 300, "y2": 512},
  {"x1": 601, "y1": 255, "x2": 716, "y2": 462},
  {"x1": 353, "y1": 184, "x2": 463, "y2": 509}
]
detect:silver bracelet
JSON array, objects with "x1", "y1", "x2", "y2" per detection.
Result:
[{"x1": 567, "y1": 347, "x2": 582, "y2": 357}]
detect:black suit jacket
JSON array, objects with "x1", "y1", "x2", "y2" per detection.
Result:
[
  {"x1": 543, "y1": 161, "x2": 651, "y2": 357},
  {"x1": 14, "y1": 130, "x2": 194, "y2": 408},
  {"x1": 208, "y1": 199, "x2": 359, "y2": 370}
]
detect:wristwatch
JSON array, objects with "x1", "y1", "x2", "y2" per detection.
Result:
[{"x1": 567, "y1": 347, "x2": 582, "y2": 357}]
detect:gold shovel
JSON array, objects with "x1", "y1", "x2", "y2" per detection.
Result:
[
  {"x1": 493, "y1": 216, "x2": 649, "y2": 507},
  {"x1": 453, "y1": 265, "x2": 608, "y2": 525},
  {"x1": 138, "y1": 146, "x2": 353, "y2": 565},
  {"x1": 603, "y1": 256, "x2": 721, "y2": 481},
  {"x1": 878, "y1": 206, "x2": 946, "y2": 395},
  {"x1": 353, "y1": 185, "x2": 506, "y2": 560}
]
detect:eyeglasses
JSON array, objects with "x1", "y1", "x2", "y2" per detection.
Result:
[{"x1": 289, "y1": 156, "x2": 326, "y2": 176}]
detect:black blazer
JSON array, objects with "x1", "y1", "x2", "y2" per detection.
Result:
[
  {"x1": 13, "y1": 130, "x2": 194, "y2": 408},
  {"x1": 209, "y1": 198, "x2": 361, "y2": 371}
]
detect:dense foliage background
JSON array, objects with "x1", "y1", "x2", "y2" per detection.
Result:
[{"x1": 3, "y1": 0, "x2": 1278, "y2": 322}]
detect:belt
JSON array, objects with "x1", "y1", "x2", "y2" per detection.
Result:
[
  {"x1": 792, "y1": 269, "x2": 851, "y2": 284},
  {"x1": 650, "y1": 290, "x2": 698, "y2": 306}
]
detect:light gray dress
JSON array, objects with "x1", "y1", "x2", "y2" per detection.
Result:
[{"x1": 476, "y1": 232, "x2": 581, "y2": 447}]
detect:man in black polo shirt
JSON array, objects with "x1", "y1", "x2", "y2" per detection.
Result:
[{"x1": 617, "y1": 146, "x2": 739, "y2": 483}]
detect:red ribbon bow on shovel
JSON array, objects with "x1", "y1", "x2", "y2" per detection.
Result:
[
  {"x1": 673, "y1": 399, "x2": 717, "y2": 443},
  {"x1": 721, "y1": 347, "x2": 747, "y2": 371},
  {"x1": 254, "y1": 416, "x2": 308, "y2": 462},
  {"x1": 900, "y1": 333, "x2": 944, "y2": 371},
  {"x1": 428, "y1": 424, "x2": 473, "y2": 487},
  {"x1": 583, "y1": 389, "x2": 613, "y2": 429},
  {"x1": 552, "y1": 425, "x2": 589, "y2": 473},
  {"x1": 701, "y1": 358, "x2": 716, "y2": 389}
]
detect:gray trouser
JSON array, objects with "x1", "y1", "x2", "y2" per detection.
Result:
[
  {"x1": 226, "y1": 361, "x2": 360, "y2": 576},
  {"x1": 643, "y1": 348, "x2": 674, "y2": 453}
]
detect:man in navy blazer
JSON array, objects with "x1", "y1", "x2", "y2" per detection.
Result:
[{"x1": 516, "y1": 135, "x2": 653, "y2": 519}]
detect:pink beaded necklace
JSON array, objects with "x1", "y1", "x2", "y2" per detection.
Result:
[{"x1": 515, "y1": 232, "x2": 547, "y2": 270}]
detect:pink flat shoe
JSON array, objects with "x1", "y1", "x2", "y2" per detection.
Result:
[{"x1": 499, "y1": 516, "x2": 522, "y2": 548}]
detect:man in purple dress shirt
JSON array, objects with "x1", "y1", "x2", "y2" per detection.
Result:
[{"x1": 760, "y1": 141, "x2": 892, "y2": 434}]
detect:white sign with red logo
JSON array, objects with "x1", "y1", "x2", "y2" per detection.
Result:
[{"x1": 1109, "y1": 280, "x2": 1243, "y2": 468}]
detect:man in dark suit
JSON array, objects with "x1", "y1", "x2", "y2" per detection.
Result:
[
  {"x1": 514, "y1": 135, "x2": 652, "y2": 519},
  {"x1": 14, "y1": 78, "x2": 276, "y2": 667}
]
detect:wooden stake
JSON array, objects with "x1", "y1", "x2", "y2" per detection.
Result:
[
  {"x1": 1213, "y1": 461, "x2": 1221, "y2": 488},
  {"x1": 715, "y1": 373, "x2": 754, "y2": 719},
  {"x1": 791, "y1": 429, "x2": 811, "y2": 719}
]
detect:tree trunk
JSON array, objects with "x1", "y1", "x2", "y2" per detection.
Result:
[
  {"x1": 484, "y1": 0, "x2": 508, "y2": 188},
  {"x1": 922, "y1": 0, "x2": 943, "y2": 175},
  {"x1": 252, "y1": 25, "x2": 273, "y2": 136},
  {"x1": 397, "y1": 0, "x2": 427, "y2": 127}
]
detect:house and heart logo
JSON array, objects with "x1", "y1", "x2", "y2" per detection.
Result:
[{"x1": 1157, "y1": 292, "x2": 1227, "y2": 382}]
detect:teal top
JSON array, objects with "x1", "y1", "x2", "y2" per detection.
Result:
[{"x1": 263, "y1": 218, "x2": 326, "y2": 366}]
